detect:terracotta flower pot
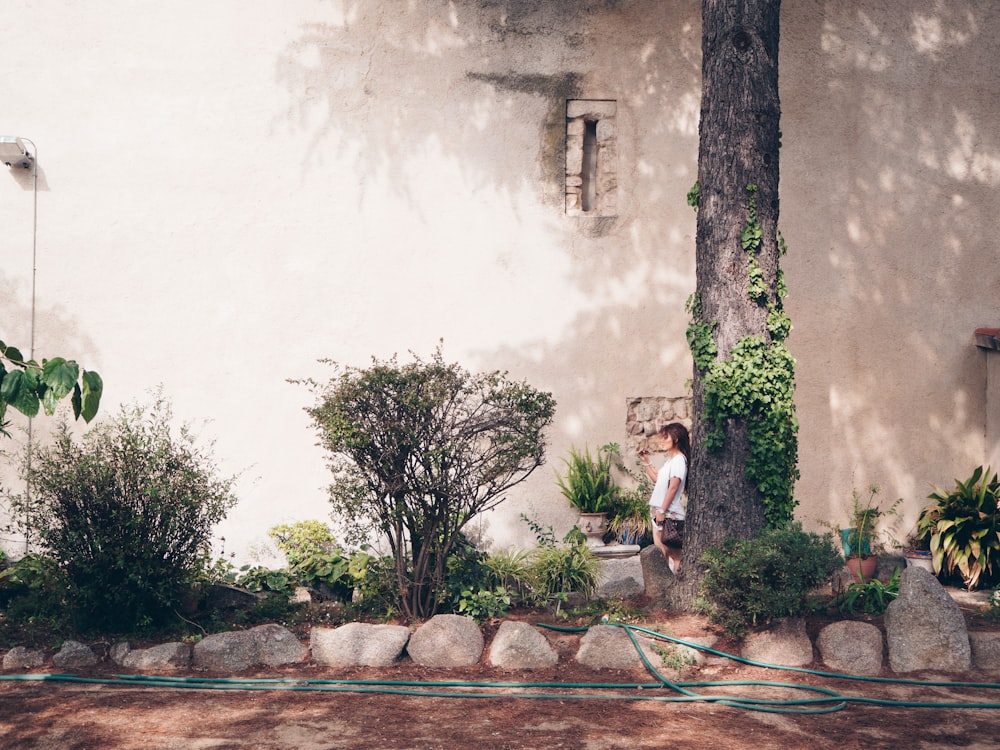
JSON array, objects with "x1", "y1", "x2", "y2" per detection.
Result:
[{"x1": 845, "y1": 555, "x2": 877, "y2": 581}]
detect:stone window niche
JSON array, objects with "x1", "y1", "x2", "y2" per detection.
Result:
[{"x1": 565, "y1": 100, "x2": 618, "y2": 217}]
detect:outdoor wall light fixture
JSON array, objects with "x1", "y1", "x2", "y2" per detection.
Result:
[{"x1": 0, "y1": 136, "x2": 34, "y2": 169}]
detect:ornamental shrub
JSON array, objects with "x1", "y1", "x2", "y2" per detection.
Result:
[
  {"x1": 17, "y1": 397, "x2": 237, "y2": 631},
  {"x1": 296, "y1": 347, "x2": 555, "y2": 620},
  {"x1": 697, "y1": 522, "x2": 841, "y2": 637}
]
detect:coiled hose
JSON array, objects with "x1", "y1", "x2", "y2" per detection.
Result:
[{"x1": 4, "y1": 622, "x2": 1000, "y2": 714}]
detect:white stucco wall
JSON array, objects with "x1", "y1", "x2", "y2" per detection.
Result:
[{"x1": 1, "y1": 1, "x2": 997, "y2": 562}]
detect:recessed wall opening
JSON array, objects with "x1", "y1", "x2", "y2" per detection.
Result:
[
  {"x1": 565, "y1": 99, "x2": 618, "y2": 217},
  {"x1": 581, "y1": 120, "x2": 598, "y2": 212}
]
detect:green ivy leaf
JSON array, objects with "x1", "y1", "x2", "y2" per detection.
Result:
[
  {"x1": 80, "y1": 370, "x2": 104, "y2": 423},
  {"x1": 1, "y1": 369, "x2": 40, "y2": 418}
]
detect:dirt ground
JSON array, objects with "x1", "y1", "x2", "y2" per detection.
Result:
[{"x1": 5, "y1": 610, "x2": 1000, "y2": 749}]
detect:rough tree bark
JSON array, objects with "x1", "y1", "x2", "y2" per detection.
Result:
[{"x1": 669, "y1": 0, "x2": 784, "y2": 606}]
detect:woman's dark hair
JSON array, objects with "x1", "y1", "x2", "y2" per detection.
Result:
[{"x1": 661, "y1": 422, "x2": 691, "y2": 476}]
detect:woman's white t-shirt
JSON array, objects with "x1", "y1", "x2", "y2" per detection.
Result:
[{"x1": 648, "y1": 453, "x2": 687, "y2": 520}]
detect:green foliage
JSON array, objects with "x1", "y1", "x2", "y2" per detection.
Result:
[
  {"x1": 296, "y1": 346, "x2": 555, "y2": 620},
  {"x1": 833, "y1": 568, "x2": 900, "y2": 616},
  {"x1": 686, "y1": 181, "x2": 700, "y2": 211},
  {"x1": 918, "y1": 466, "x2": 1000, "y2": 590},
  {"x1": 685, "y1": 293, "x2": 718, "y2": 372},
  {"x1": 527, "y1": 542, "x2": 600, "y2": 612},
  {"x1": 13, "y1": 397, "x2": 237, "y2": 631},
  {"x1": 697, "y1": 522, "x2": 842, "y2": 638},
  {"x1": 232, "y1": 565, "x2": 291, "y2": 595},
  {"x1": 686, "y1": 186, "x2": 799, "y2": 528},
  {"x1": 828, "y1": 485, "x2": 901, "y2": 559},
  {"x1": 556, "y1": 445, "x2": 618, "y2": 514},
  {"x1": 602, "y1": 442, "x2": 653, "y2": 545},
  {"x1": 456, "y1": 586, "x2": 512, "y2": 621},
  {"x1": 268, "y1": 520, "x2": 359, "y2": 600},
  {"x1": 0, "y1": 552, "x2": 69, "y2": 632},
  {"x1": 700, "y1": 336, "x2": 799, "y2": 526},
  {"x1": 0, "y1": 341, "x2": 103, "y2": 436}
]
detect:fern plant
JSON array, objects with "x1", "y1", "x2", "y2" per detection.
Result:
[{"x1": 555, "y1": 445, "x2": 618, "y2": 514}]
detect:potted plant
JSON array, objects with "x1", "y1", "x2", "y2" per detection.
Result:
[
  {"x1": 607, "y1": 491, "x2": 652, "y2": 545},
  {"x1": 600, "y1": 442, "x2": 653, "y2": 546},
  {"x1": 917, "y1": 466, "x2": 1000, "y2": 590},
  {"x1": 556, "y1": 445, "x2": 618, "y2": 547},
  {"x1": 825, "y1": 485, "x2": 900, "y2": 582},
  {"x1": 900, "y1": 528, "x2": 933, "y2": 572}
]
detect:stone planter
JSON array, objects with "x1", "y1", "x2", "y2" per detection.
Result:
[{"x1": 578, "y1": 512, "x2": 608, "y2": 547}]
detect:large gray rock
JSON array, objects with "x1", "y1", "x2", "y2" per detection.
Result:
[
  {"x1": 742, "y1": 618, "x2": 813, "y2": 667},
  {"x1": 193, "y1": 624, "x2": 306, "y2": 671},
  {"x1": 311, "y1": 623, "x2": 411, "y2": 667},
  {"x1": 576, "y1": 624, "x2": 654, "y2": 670},
  {"x1": 487, "y1": 621, "x2": 558, "y2": 670},
  {"x1": 52, "y1": 640, "x2": 98, "y2": 668},
  {"x1": 406, "y1": 614, "x2": 484, "y2": 667},
  {"x1": 816, "y1": 620, "x2": 883, "y2": 676},
  {"x1": 3, "y1": 646, "x2": 45, "y2": 671},
  {"x1": 884, "y1": 567, "x2": 971, "y2": 672},
  {"x1": 119, "y1": 642, "x2": 192, "y2": 671},
  {"x1": 253, "y1": 623, "x2": 308, "y2": 666},
  {"x1": 968, "y1": 631, "x2": 1000, "y2": 672},
  {"x1": 596, "y1": 556, "x2": 644, "y2": 599},
  {"x1": 194, "y1": 629, "x2": 258, "y2": 671},
  {"x1": 639, "y1": 545, "x2": 673, "y2": 603}
]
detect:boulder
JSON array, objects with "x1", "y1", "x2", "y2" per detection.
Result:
[
  {"x1": 969, "y1": 631, "x2": 1000, "y2": 672},
  {"x1": 487, "y1": 621, "x2": 558, "y2": 670},
  {"x1": 596, "y1": 556, "x2": 644, "y2": 599},
  {"x1": 52, "y1": 640, "x2": 98, "y2": 669},
  {"x1": 253, "y1": 623, "x2": 308, "y2": 667},
  {"x1": 742, "y1": 618, "x2": 813, "y2": 667},
  {"x1": 120, "y1": 642, "x2": 192, "y2": 671},
  {"x1": 3, "y1": 646, "x2": 46, "y2": 671},
  {"x1": 884, "y1": 567, "x2": 971, "y2": 672},
  {"x1": 193, "y1": 624, "x2": 306, "y2": 671},
  {"x1": 576, "y1": 624, "x2": 654, "y2": 670},
  {"x1": 639, "y1": 545, "x2": 673, "y2": 603},
  {"x1": 311, "y1": 623, "x2": 411, "y2": 667},
  {"x1": 406, "y1": 615, "x2": 484, "y2": 667},
  {"x1": 816, "y1": 620, "x2": 884, "y2": 676}
]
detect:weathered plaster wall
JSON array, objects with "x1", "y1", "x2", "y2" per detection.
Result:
[{"x1": 1, "y1": 1, "x2": 997, "y2": 561}]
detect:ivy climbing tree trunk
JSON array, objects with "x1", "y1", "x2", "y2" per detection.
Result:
[{"x1": 671, "y1": 0, "x2": 796, "y2": 606}]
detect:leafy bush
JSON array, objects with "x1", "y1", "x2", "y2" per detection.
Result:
[
  {"x1": 697, "y1": 522, "x2": 842, "y2": 637},
  {"x1": 527, "y1": 542, "x2": 600, "y2": 611},
  {"x1": 296, "y1": 347, "x2": 555, "y2": 619},
  {"x1": 15, "y1": 397, "x2": 237, "y2": 631},
  {"x1": 918, "y1": 466, "x2": 1000, "y2": 590},
  {"x1": 833, "y1": 567, "x2": 900, "y2": 616},
  {"x1": 268, "y1": 520, "x2": 361, "y2": 600}
]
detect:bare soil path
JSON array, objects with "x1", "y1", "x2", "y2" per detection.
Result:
[{"x1": 4, "y1": 610, "x2": 1000, "y2": 748}]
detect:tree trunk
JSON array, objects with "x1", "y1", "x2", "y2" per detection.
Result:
[{"x1": 672, "y1": 0, "x2": 783, "y2": 605}]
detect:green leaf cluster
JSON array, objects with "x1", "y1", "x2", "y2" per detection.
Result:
[
  {"x1": 296, "y1": 346, "x2": 555, "y2": 620},
  {"x1": 696, "y1": 523, "x2": 842, "y2": 637},
  {"x1": 833, "y1": 568, "x2": 900, "y2": 616},
  {"x1": 0, "y1": 341, "x2": 102, "y2": 435},
  {"x1": 700, "y1": 336, "x2": 799, "y2": 526},
  {"x1": 12, "y1": 396, "x2": 237, "y2": 630},
  {"x1": 917, "y1": 466, "x2": 1000, "y2": 590},
  {"x1": 686, "y1": 186, "x2": 799, "y2": 527},
  {"x1": 555, "y1": 445, "x2": 618, "y2": 514}
]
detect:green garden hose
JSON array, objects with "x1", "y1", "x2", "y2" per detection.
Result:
[{"x1": 4, "y1": 622, "x2": 1000, "y2": 714}]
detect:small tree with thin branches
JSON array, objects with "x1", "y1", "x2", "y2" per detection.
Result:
[{"x1": 298, "y1": 348, "x2": 556, "y2": 620}]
